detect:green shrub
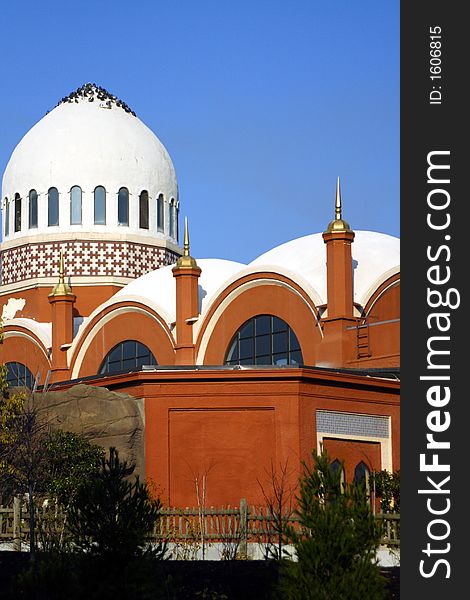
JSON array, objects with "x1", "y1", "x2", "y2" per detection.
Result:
[
  {"x1": 281, "y1": 449, "x2": 386, "y2": 600},
  {"x1": 67, "y1": 447, "x2": 167, "y2": 561}
]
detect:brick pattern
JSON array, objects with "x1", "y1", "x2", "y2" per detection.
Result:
[
  {"x1": 0, "y1": 240, "x2": 180, "y2": 285},
  {"x1": 316, "y1": 410, "x2": 389, "y2": 438}
]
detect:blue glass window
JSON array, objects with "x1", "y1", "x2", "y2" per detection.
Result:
[
  {"x1": 118, "y1": 187, "x2": 129, "y2": 226},
  {"x1": 14, "y1": 193, "x2": 21, "y2": 232},
  {"x1": 4, "y1": 198, "x2": 9, "y2": 236},
  {"x1": 157, "y1": 194, "x2": 164, "y2": 232},
  {"x1": 94, "y1": 186, "x2": 106, "y2": 224},
  {"x1": 29, "y1": 190, "x2": 38, "y2": 228},
  {"x1": 169, "y1": 199, "x2": 175, "y2": 238},
  {"x1": 48, "y1": 187, "x2": 59, "y2": 226},
  {"x1": 225, "y1": 315, "x2": 303, "y2": 366},
  {"x1": 175, "y1": 203, "x2": 179, "y2": 242},
  {"x1": 6, "y1": 362, "x2": 33, "y2": 388},
  {"x1": 139, "y1": 190, "x2": 149, "y2": 229},
  {"x1": 354, "y1": 462, "x2": 370, "y2": 485},
  {"x1": 330, "y1": 459, "x2": 346, "y2": 492},
  {"x1": 70, "y1": 186, "x2": 82, "y2": 225},
  {"x1": 99, "y1": 340, "x2": 157, "y2": 374}
]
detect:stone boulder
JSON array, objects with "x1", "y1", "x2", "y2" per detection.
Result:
[{"x1": 34, "y1": 384, "x2": 145, "y2": 476}]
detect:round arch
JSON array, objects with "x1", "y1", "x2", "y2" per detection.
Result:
[
  {"x1": 196, "y1": 272, "x2": 322, "y2": 366},
  {"x1": 363, "y1": 274, "x2": 400, "y2": 321},
  {"x1": 1, "y1": 327, "x2": 51, "y2": 385},
  {"x1": 70, "y1": 302, "x2": 176, "y2": 378}
]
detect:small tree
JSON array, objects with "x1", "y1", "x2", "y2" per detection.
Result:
[
  {"x1": 44, "y1": 430, "x2": 104, "y2": 505},
  {"x1": 0, "y1": 359, "x2": 29, "y2": 503},
  {"x1": 1, "y1": 380, "x2": 107, "y2": 555},
  {"x1": 67, "y1": 447, "x2": 166, "y2": 561},
  {"x1": 0, "y1": 388, "x2": 27, "y2": 500},
  {"x1": 282, "y1": 449, "x2": 386, "y2": 600},
  {"x1": 0, "y1": 390, "x2": 49, "y2": 556},
  {"x1": 257, "y1": 459, "x2": 296, "y2": 560},
  {"x1": 372, "y1": 469, "x2": 400, "y2": 513},
  {"x1": 35, "y1": 431, "x2": 105, "y2": 551}
]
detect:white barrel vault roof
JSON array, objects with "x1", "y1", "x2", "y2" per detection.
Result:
[
  {"x1": 250, "y1": 231, "x2": 400, "y2": 306},
  {"x1": 112, "y1": 230, "x2": 399, "y2": 322}
]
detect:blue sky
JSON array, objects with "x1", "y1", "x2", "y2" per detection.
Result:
[{"x1": 0, "y1": 0, "x2": 399, "y2": 264}]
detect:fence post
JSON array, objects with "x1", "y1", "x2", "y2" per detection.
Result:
[
  {"x1": 239, "y1": 498, "x2": 248, "y2": 559},
  {"x1": 13, "y1": 496, "x2": 21, "y2": 552}
]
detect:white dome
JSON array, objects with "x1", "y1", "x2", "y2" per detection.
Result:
[
  {"x1": 108, "y1": 230, "x2": 399, "y2": 329},
  {"x1": 109, "y1": 231, "x2": 399, "y2": 324},
  {"x1": 2, "y1": 84, "x2": 179, "y2": 245},
  {"x1": 250, "y1": 230, "x2": 400, "y2": 306},
  {"x1": 113, "y1": 258, "x2": 246, "y2": 324}
]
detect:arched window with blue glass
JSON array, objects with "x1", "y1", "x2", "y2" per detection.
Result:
[
  {"x1": 157, "y1": 194, "x2": 164, "y2": 232},
  {"x1": 330, "y1": 458, "x2": 346, "y2": 492},
  {"x1": 175, "y1": 201, "x2": 179, "y2": 242},
  {"x1": 118, "y1": 187, "x2": 129, "y2": 226},
  {"x1": 6, "y1": 362, "x2": 34, "y2": 388},
  {"x1": 29, "y1": 189, "x2": 38, "y2": 228},
  {"x1": 139, "y1": 190, "x2": 149, "y2": 229},
  {"x1": 4, "y1": 197, "x2": 10, "y2": 237},
  {"x1": 48, "y1": 187, "x2": 59, "y2": 226},
  {"x1": 94, "y1": 185, "x2": 106, "y2": 224},
  {"x1": 99, "y1": 340, "x2": 157, "y2": 374},
  {"x1": 354, "y1": 461, "x2": 371, "y2": 499},
  {"x1": 70, "y1": 185, "x2": 82, "y2": 225},
  {"x1": 169, "y1": 198, "x2": 175, "y2": 238},
  {"x1": 225, "y1": 314, "x2": 303, "y2": 366},
  {"x1": 14, "y1": 193, "x2": 22, "y2": 232}
]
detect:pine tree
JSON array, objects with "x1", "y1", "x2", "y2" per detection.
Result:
[
  {"x1": 282, "y1": 449, "x2": 386, "y2": 600},
  {"x1": 67, "y1": 447, "x2": 166, "y2": 560}
]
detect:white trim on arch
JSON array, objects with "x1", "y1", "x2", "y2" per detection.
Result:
[
  {"x1": 196, "y1": 277, "x2": 323, "y2": 364},
  {"x1": 71, "y1": 305, "x2": 175, "y2": 379}
]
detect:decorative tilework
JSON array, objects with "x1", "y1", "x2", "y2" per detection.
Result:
[
  {"x1": 316, "y1": 410, "x2": 389, "y2": 439},
  {"x1": 0, "y1": 240, "x2": 180, "y2": 285}
]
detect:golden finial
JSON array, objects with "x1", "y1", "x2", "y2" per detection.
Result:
[
  {"x1": 174, "y1": 218, "x2": 199, "y2": 269},
  {"x1": 335, "y1": 177, "x2": 342, "y2": 220},
  {"x1": 326, "y1": 177, "x2": 352, "y2": 233},
  {"x1": 183, "y1": 217, "x2": 190, "y2": 256},
  {"x1": 49, "y1": 251, "x2": 73, "y2": 296}
]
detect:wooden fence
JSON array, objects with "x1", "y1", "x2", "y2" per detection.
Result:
[{"x1": 1, "y1": 497, "x2": 400, "y2": 554}]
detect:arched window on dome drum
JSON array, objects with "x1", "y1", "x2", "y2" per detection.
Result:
[
  {"x1": 14, "y1": 193, "x2": 21, "y2": 232},
  {"x1": 157, "y1": 194, "x2": 164, "y2": 232},
  {"x1": 175, "y1": 203, "x2": 179, "y2": 242},
  {"x1": 169, "y1": 198, "x2": 175, "y2": 238},
  {"x1": 29, "y1": 190, "x2": 38, "y2": 228},
  {"x1": 48, "y1": 187, "x2": 59, "y2": 226},
  {"x1": 70, "y1": 186, "x2": 82, "y2": 225},
  {"x1": 139, "y1": 190, "x2": 149, "y2": 229},
  {"x1": 99, "y1": 340, "x2": 157, "y2": 374},
  {"x1": 225, "y1": 315, "x2": 303, "y2": 366},
  {"x1": 94, "y1": 186, "x2": 106, "y2": 224},
  {"x1": 6, "y1": 361, "x2": 34, "y2": 389},
  {"x1": 4, "y1": 198, "x2": 10, "y2": 237},
  {"x1": 118, "y1": 187, "x2": 129, "y2": 226}
]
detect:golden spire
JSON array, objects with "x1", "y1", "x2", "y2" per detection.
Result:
[
  {"x1": 335, "y1": 176, "x2": 342, "y2": 220},
  {"x1": 183, "y1": 216, "x2": 190, "y2": 257},
  {"x1": 49, "y1": 251, "x2": 73, "y2": 296},
  {"x1": 326, "y1": 177, "x2": 352, "y2": 233},
  {"x1": 174, "y1": 217, "x2": 199, "y2": 269}
]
